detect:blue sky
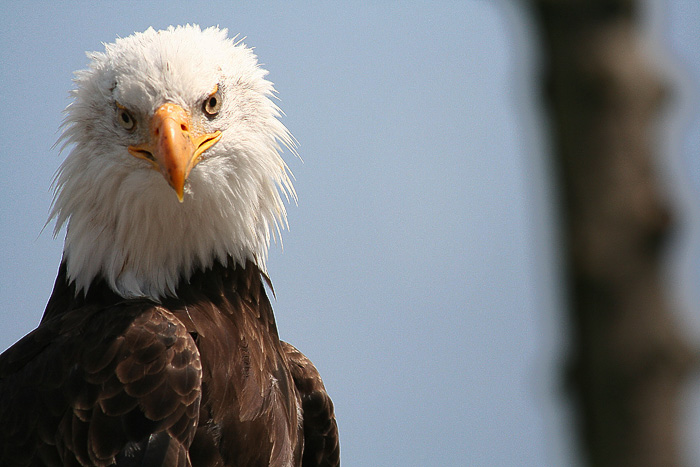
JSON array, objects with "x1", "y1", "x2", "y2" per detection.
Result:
[{"x1": 0, "y1": 2, "x2": 698, "y2": 466}]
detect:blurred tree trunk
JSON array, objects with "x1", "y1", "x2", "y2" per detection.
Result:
[{"x1": 530, "y1": 1, "x2": 696, "y2": 466}]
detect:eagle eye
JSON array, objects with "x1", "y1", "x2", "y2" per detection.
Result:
[
  {"x1": 203, "y1": 88, "x2": 222, "y2": 118},
  {"x1": 116, "y1": 106, "x2": 136, "y2": 131}
]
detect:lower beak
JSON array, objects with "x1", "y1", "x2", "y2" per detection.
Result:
[{"x1": 128, "y1": 103, "x2": 222, "y2": 202}]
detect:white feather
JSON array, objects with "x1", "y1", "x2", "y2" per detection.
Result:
[{"x1": 49, "y1": 25, "x2": 296, "y2": 299}]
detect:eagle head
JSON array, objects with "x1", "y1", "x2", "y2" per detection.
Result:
[{"x1": 50, "y1": 25, "x2": 296, "y2": 299}]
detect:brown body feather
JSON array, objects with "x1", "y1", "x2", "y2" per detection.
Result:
[{"x1": 0, "y1": 259, "x2": 339, "y2": 466}]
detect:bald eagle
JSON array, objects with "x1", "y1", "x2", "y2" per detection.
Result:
[{"x1": 0, "y1": 25, "x2": 339, "y2": 467}]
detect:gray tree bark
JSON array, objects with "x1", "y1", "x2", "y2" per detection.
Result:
[{"x1": 530, "y1": 1, "x2": 696, "y2": 466}]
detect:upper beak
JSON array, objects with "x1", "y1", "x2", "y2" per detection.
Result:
[{"x1": 128, "y1": 103, "x2": 222, "y2": 202}]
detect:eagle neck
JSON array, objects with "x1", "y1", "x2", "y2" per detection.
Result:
[{"x1": 42, "y1": 257, "x2": 276, "y2": 332}]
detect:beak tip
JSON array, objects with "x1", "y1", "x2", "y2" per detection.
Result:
[{"x1": 170, "y1": 180, "x2": 185, "y2": 202}]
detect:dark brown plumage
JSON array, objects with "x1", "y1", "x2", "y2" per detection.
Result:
[{"x1": 0, "y1": 259, "x2": 339, "y2": 466}]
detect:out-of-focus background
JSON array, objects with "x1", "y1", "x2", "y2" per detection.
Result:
[{"x1": 0, "y1": 2, "x2": 698, "y2": 465}]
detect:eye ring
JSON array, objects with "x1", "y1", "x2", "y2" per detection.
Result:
[
  {"x1": 203, "y1": 86, "x2": 222, "y2": 118},
  {"x1": 116, "y1": 104, "x2": 136, "y2": 131}
]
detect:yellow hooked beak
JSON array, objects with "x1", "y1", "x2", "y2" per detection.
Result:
[{"x1": 128, "y1": 103, "x2": 222, "y2": 202}]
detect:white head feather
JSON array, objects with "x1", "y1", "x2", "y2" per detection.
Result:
[{"x1": 50, "y1": 25, "x2": 296, "y2": 299}]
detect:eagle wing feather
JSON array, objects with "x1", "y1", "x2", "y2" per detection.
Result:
[
  {"x1": 0, "y1": 301, "x2": 202, "y2": 466},
  {"x1": 282, "y1": 341, "x2": 340, "y2": 467}
]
